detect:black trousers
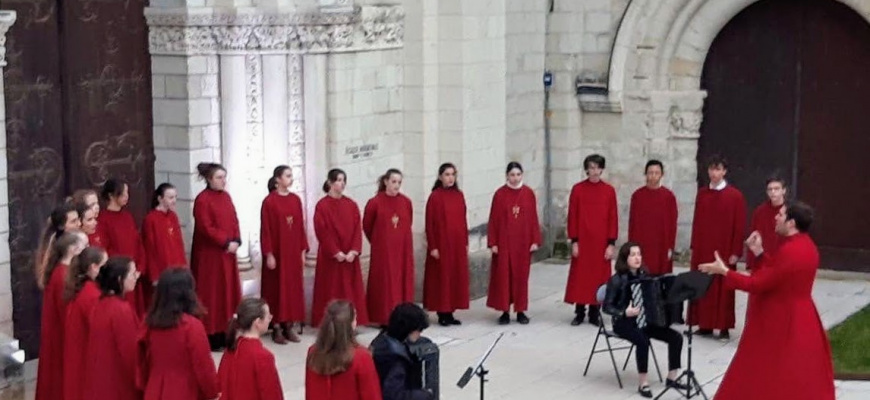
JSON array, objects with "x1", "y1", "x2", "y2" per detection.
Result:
[{"x1": 613, "y1": 318, "x2": 683, "y2": 374}]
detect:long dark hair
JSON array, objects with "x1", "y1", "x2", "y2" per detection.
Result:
[
  {"x1": 64, "y1": 246, "x2": 106, "y2": 301},
  {"x1": 308, "y1": 300, "x2": 358, "y2": 375},
  {"x1": 96, "y1": 256, "x2": 133, "y2": 297},
  {"x1": 196, "y1": 162, "x2": 226, "y2": 189},
  {"x1": 268, "y1": 165, "x2": 292, "y2": 192},
  {"x1": 226, "y1": 298, "x2": 267, "y2": 351},
  {"x1": 35, "y1": 204, "x2": 78, "y2": 288},
  {"x1": 322, "y1": 168, "x2": 346, "y2": 193},
  {"x1": 146, "y1": 268, "x2": 204, "y2": 329},
  {"x1": 41, "y1": 231, "x2": 85, "y2": 290},
  {"x1": 152, "y1": 183, "x2": 176, "y2": 209},
  {"x1": 100, "y1": 178, "x2": 127, "y2": 203},
  {"x1": 614, "y1": 242, "x2": 645, "y2": 274},
  {"x1": 431, "y1": 162, "x2": 459, "y2": 191},
  {"x1": 378, "y1": 168, "x2": 402, "y2": 192}
]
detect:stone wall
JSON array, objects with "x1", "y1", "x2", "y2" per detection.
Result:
[{"x1": 0, "y1": 11, "x2": 15, "y2": 337}]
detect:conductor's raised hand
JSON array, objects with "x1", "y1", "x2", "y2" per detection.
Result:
[{"x1": 698, "y1": 251, "x2": 729, "y2": 275}]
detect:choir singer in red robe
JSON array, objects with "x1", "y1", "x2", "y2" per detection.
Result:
[
  {"x1": 142, "y1": 183, "x2": 188, "y2": 286},
  {"x1": 84, "y1": 256, "x2": 141, "y2": 400},
  {"x1": 746, "y1": 177, "x2": 786, "y2": 271},
  {"x1": 35, "y1": 204, "x2": 81, "y2": 290},
  {"x1": 306, "y1": 300, "x2": 382, "y2": 400},
  {"x1": 70, "y1": 189, "x2": 106, "y2": 248},
  {"x1": 487, "y1": 162, "x2": 541, "y2": 325},
  {"x1": 219, "y1": 298, "x2": 284, "y2": 400},
  {"x1": 35, "y1": 231, "x2": 87, "y2": 400},
  {"x1": 191, "y1": 162, "x2": 242, "y2": 351},
  {"x1": 260, "y1": 166, "x2": 308, "y2": 343},
  {"x1": 628, "y1": 160, "x2": 678, "y2": 276},
  {"x1": 423, "y1": 163, "x2": 470, "y2": 326},
  {"x1": 364, "y1": 168, "x2": 415, "y2": 327},
  {"x1": 311, "y1": 169, "x2": 369, "y2": 327},
  {"x1": 99, "y1": 179, "x2": 148, "y2": 317},
  {"x1": 139, "y1": 268, "x2": 220, "y2": 400},
  {"x1": 699, "y1": 201, "x2": 834, "y2": 400},
  {"x1": 565, "y1": 154, "x2": 618, "y2": 326},
  {"x1": 689, "y1": 155, "x2": 746, "y2": 341},
  {"x1": 63, "y1": 247, "x2": 107, "y2": 400}
]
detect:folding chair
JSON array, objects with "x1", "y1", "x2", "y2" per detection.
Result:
[{"x1": 583, "y1": 284, "x2": 662, "y2": 389}]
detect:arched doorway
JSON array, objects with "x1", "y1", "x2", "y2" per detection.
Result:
[{"x1": 698, "y1": 0, "x2": 870, "y2": 272}]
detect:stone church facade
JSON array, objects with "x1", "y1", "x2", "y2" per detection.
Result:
[{"x1": 0, "y1": 0, "x2": 869, "y2": 343}]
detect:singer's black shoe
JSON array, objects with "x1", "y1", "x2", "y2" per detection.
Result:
[
  {"x1": 695, "y1": 329, "x2": 714, "y2": 337},
  {"x1": 570, "y1": 314, "x2": 585, "y2": 326},
  {"x1": 638, "y1": 385, "x2": 653, "y2": 398},
  {"x1": 437, "y1": 313, "x2": 452, "y2": 326},
  {"x1": 717, "y1": 330, "x2": 731, "y2": 341},
  {"x1": 498, "y1": 312, "x2": 510, "y2": 325},
  {"x1": 516, "y1": 312, "x2": 530, "y2": 325},
  {"x1": 666, "y1": 378, "x2": 692, "y2": 391},
  {"x1": 448, "y1": 313, "x2": 462, "y2": 325}
]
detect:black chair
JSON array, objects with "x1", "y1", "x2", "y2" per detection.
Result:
[{"x1": 583, "y1": 284, "x2": 662, "y2": 389}]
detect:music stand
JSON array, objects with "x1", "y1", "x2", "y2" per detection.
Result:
[
  {"x1": 655, "y1": 271, "x2": 713, "y2": 400},
  {"x1": 457, "y1": 332, "x2": 506, "y2": 400}
]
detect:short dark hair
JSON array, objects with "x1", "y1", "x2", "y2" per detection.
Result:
[
  {"x1": 614, "y1": 242, "x2": 641, "y2": 274},
  {"x1": 385, "y1": 303, "x2": 430, "y2": 342},
  {"x1": 705, "y1": 154, "x2": 728, "y2": 170},
  {"x1": 785, "y1": 201, "x2": 813, "y2": 233},
  {"x1": 765, "y1": 176, "x2": 787, "y2": 188},
  {"x1": 644, "y1": 160, "x2": 664, "y2": 174},
  {"x1": 583, "y1": 154, "x2": 606, "y2": 170}
]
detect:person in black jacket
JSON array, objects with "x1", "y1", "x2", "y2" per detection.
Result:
[
  {"x1": 371, "y1": 303, "x2": 435, "y2": 400},
  {"x1": 603, "y1": 242, "x2": 690, "y2": 398}
]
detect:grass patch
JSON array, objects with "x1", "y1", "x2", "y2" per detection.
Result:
[{"x1": 828, "y1": 304, "x2": 870, "y2": 379}]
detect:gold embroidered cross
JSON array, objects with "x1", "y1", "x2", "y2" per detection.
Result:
[
  {"x1": 391, "y1": 214, "x2": 399, "y2": 229},
  {"x1": 286, "y1": 215, "x2": 294, "y2": 227},
  {"x1": 512, "y1": 205, "x2": 520, "y2": 219}
]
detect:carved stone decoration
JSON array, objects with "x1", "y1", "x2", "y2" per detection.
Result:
[
  {"x1": 145, "y1": 5, "x2": 404, "y2": 55},
  {"x1": 0, "y1": 11, "x2": 17, "y2": 66},
  {"x1": 668, "y1": 106, "x2": 703, "y2": 139},
  {"x1": 287, "y1": 54, "x2": 305, "y2": 194}
]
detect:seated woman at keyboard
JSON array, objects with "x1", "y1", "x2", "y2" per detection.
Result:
[{"x1": 602, "y1": 242, "x2": 690, "y2": 398}]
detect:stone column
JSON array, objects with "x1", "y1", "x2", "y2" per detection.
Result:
[{"x1": 0, "y1": 10, "x2": 17, "y2": 339}]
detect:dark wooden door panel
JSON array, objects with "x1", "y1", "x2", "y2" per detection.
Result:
[
  {"x1": 60, "y1": 0, "x2": 154, "y2": 221},
  {"x1": 699, "y1": 0, "x2": 870, "y2": 272},
  {"x1": 1, "y1": 0, "x2": 66, "y2": 358}
]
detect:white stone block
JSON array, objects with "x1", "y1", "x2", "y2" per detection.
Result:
[
  {"x1": 327, "y1": 93, "x2": 353, "y2": 119},
  {"x1": 353, "y1": 68, "x2": 378, "y2": 91},
  {"x1": 153, "y1": 99, "x2": 190, "y2": 125},
  {"x1": 353, "y1": 91, "x2": 374, "y2": 116},
  {"x1": 190, "y1": 98, "x2": 219, "y2": 126},
  {"x1": 168, "y1": 172, "x2": 202, "y2": 201},
  {"x1": 0, "y1": 205, "x2": 7, "y2": 234},
  {"x1": 0, "y1": 234, "x2": 7, "y2": 264},
  {"x1": 0, "y1": 262, "x2": 10, "y2": 296},
  {"x1": 187, "y1": 56, "x2": 210, "y2": 74},
  {"x1": 388, "y1": 88, "x2": 403, "y2": 112},
  {"x1": 165, "y1": 75, "x2": 190, "y2": 99},
  {"x1": 152, "y1": 75, "x2": 166, "y2": 98},
  {"x1": 0, "y1": 178, "x2": 8, "y2": 208},
  {"x1": 0, "y1": 293, "x2": 11, "y2": 328},
  {"x1": 585, "y1": 11, "x2": 612, "y2": 33},
  {"x1": 203, "y1": 124, "x2": 221, "y2": 148},
  {"x1": 372, "y1": 89, "x2": 390, "y2": 114},
  {"x1": 152, "y1": 56, "x2": 188, "y2": 75}
]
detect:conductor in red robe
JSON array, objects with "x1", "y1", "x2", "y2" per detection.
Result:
[
  {"x1": 423, "y1": 163, "x2": 470, "y2": 326},
  {"x1": 363, "y1": 168, "x2": 415, "y2": 327},
  {"x1": 142, "y1": 183, "x2": 188, "y2": 285},
  {"x1": 311, "y1": 168, "x2": 369, "y2": 328},
  {"x1": 487, "y1": 162, "x2": 541, "y2": 325},
  {"x1": 689, "y1": 155, "x2": 746, "y2": 340},
  {"x1": 565, "y1": 154, "x2": 618, "y2": 326},
  {"x1": 628, "y1": 160, "x2": 678, "y2": 276},
  {"x1": 191, "y1": 163, "x2": 242, "y2": 351},
  {"x1": 260, "y1": 166, "x2": 308, "y2": 343},
  {"x1": 746, "y1": 177, "x2": 786, "y2": 271},
  {"x1": 699, "y1": 201, "x2": 834, "y2": 400},
  {"x1": 99, "y1": 179, "x2": 148, "y2": 317}
]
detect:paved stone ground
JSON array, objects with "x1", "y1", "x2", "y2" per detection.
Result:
[{"x1": 21, "y1": 261, "x2": 870, "y2": 399}]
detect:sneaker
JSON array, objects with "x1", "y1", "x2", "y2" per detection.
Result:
[
  {"x1": 516, "y1": 312, "x2": 530, "y2": 325},
  {"x1": 498, "y1": 312, "x2": 510, "y2": 325}
]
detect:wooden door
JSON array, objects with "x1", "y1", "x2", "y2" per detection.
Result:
[
  {"x1": 0, "y1": 0, "x2": 153, "y2": 358},
  {"x1": 699, "y1": 0, "x2": 870, "y2": 272}
]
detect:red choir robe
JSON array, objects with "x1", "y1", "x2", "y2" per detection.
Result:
[
  {"x1": 564, "y1": 180, "x2": 618, "y2": 305},
  {"x1": 99, "y1": 208, "x2": 148, "y2": 316},
  {"x1": 138, "y1": 314, "x2": 220, "y2": 400},
  {"x1": 422, "y1": 187, "x2": 470, "y2": 312},
  {"x1": 35, "y1": 263, "x2": 68, "y2": 400},
  {"x1": 715, "y1": 233, "x2": 834, "y2": 400},
  {"x1": 486, "y1": 185, "x2": 541, "y2": 313},
  {"x1": 63, "y1": 280, "x2": 101, "y2": 400},
  {"x1": 305, "y1": 346, "x2": 382, "y2": 400},
  {"x1": 311, "y1": 196, "x2": 368, "y2": 327},
  {"x1": 688, "y1": 184, "x2": 746, "y2": 331},
  {"x1": 142, "y1": 209, "x2": 188, "y2": 282},
  {"x1": 218, "y1": 337, "x2": 284, "y2": 400},
  {"x1": 191, "y1": 188, "x2": 242, "y2": 334},
  {"x1": 628, "y1": 186, "x2": 678, "y2": 276},
  {"x1": 746, "y1": 201, "x2": 783, "y2": 271},
  {"x1": 363, "y1": 192, "x2": 415, "y2": 325},
  {"x1": 88, "y1": 224, "x2": 107, "y2": 249},
  {"x1": 84, "y1": 296, "x2": 141, "y2": 400},
  {"x1": 260, "y1": 191, "x2": 309, "y2": 323}
]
